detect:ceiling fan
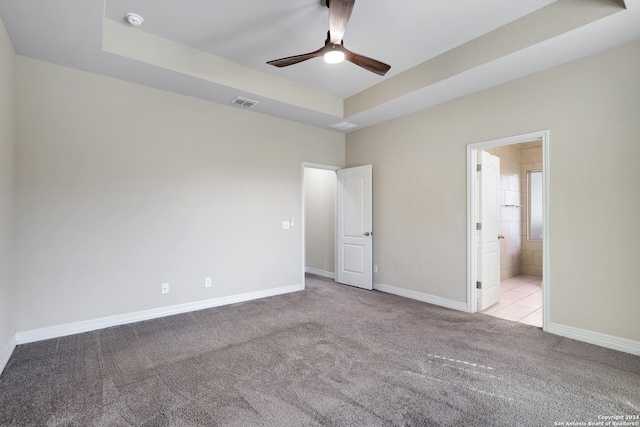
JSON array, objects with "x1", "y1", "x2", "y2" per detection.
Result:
[{"x1": 266, "y1": 0, "x2": 391, "y2": 76}]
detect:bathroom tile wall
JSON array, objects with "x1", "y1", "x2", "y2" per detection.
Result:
[{"x1": 485, "y1": 142, "x2": 543, "y2": 280}]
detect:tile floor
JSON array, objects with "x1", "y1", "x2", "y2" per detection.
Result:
[{"x1": 482, "y1": 275, "x2": 543, "y2": 327}]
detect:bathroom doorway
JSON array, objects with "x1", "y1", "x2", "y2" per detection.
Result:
[{"x1": 467, "y1": 131, "x2": 549, "y2": 330}]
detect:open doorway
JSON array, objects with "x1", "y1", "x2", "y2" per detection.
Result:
[
  {"x1": 467, "y1": 131, "x2": 550, "y2": 331},
  {"x1": 301, "y1": 163, "x2": 374, "y2": 290},
  {"x1": 302, "y1": 163, "x2": 339, "y2": 287}
]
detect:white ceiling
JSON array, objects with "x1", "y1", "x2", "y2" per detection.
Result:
[{"x1": 1, "y1": 0, "x2": 639, "y2": 132}]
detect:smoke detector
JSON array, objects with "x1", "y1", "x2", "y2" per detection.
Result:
[{"x1": 125, "y1": 13, "x2": 144, "y2": 27}]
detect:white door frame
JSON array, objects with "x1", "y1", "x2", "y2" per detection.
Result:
[
  {"x1": 301, "y1": 162, "x2": 341, "y2": 289},
  {"x1": 466, "y1": 130, "x2": 550, "y2": 331}
]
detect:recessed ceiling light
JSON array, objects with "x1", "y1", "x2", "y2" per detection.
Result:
[{"x1": 125, "y1": 13, "x2": 144, "y2": 27}]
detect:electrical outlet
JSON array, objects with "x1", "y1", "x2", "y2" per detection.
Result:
[
  {"x1": 282, "y1": 221, "x2": 290, "y2": 230},
  {"x1": 162, "y1": 283, "x2": 169, "y2": 294},
  {"x1": 205, "y1": 277, "x2": 212, "y2": 288}
]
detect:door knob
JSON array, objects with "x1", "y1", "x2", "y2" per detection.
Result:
[{"x1": 364, "y1": 232, "x2": 371, "y2": 236}]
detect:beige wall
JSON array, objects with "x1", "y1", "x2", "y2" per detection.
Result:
[
  {"x1": 304, "y1": 168, "x2": 336, "y2": 276},
  {"x1": 346, "y1": 40, "x2": 640, "y2": 342},
  {"x1": 0, "y1": 16, "x2": 16, "y2": 365},
  {"x1": 14, "y1": 56, "x2": 345, "y2": 332}
]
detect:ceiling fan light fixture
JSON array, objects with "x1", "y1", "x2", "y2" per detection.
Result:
[{"x1": 324, "y1": 46, "x2": 345, "y2": 64}]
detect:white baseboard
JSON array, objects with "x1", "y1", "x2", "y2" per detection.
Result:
[
  {"x1": 0, "y1": 335, "x2": 17, "y2": 376},
  {"x1": 305, "y1": 267, "x2": 335, "y2": 280},
  {"x1": 547, "y1": 322, "x2": 640, "y2": 356},
  {"x1": 15, "y1": 283, "x2": 304, "y2": 345},
  {"x1": 374, "y1": 282, "x2": 469, "y2": 312}
]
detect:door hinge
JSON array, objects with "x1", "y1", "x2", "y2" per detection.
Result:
[
  {"x1": 476, "y1": 281, "x2": 482, "y2": 289},
  {"x1": 476, "y1": 223, "x2": 482, "y2": 230},
  {"x1": 476, "y1": 164, "x2": 482, "y2": 172}
]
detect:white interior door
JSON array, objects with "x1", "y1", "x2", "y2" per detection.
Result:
[
  {"x1": 479, "y1": 151, "x2": 501, "y2": 310},
  {"x1": 336, "y1": 165, "x2": 373, "y2": 290}
]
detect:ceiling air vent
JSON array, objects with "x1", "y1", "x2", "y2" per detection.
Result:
[
  {"x1": 231, "y1": 96, "x2": 259, "y2": 108},
  {"x1": 330, "y1": 121, "x2": 358, "y2": 131}
]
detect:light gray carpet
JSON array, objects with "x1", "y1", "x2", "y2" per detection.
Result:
[{"x1": 1, "y1": 275, "x2": 639, "y2": 426}]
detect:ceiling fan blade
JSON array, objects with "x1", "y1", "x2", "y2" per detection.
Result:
[
  {"x1": 345, "y1": 49, "x2": 391, "y2": 76},
  {"x1": 328, "y1": 0, "x2": 355, "y2": 44},
  {"x1": 266, "y1": 47, "x2": 324, "y2": 68}
]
